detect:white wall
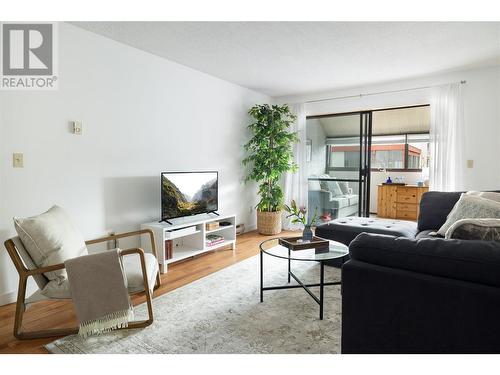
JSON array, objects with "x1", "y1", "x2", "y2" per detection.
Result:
[
  {"x1": 0, "y1": 23, "x2": 269, "y2": 305},
  {"x1": 277, "y1": 65, "x2": 500, "y2": 191}
]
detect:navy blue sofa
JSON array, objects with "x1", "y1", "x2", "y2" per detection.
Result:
[{"x1": 340, "y1": 191, "x2": 500, "y2": 353}]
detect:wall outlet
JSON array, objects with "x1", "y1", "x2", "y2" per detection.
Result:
[
  {"x1": 12, "y1": 153, "x2": 23, "y2": 168},
  {"x1": 467, "y1": 159, "x2": 474, "y2": 168},
  {"x1": 72, "y1": 121, "x2": 83, "y2": 135}
]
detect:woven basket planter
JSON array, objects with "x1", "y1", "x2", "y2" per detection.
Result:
[{"x1": 257, "y1": 210, "x2": 282, "y2": 235}]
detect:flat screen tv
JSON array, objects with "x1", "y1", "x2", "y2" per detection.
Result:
[{"x1": 161, "y1": 171, "x2": 218, "y2": 221}]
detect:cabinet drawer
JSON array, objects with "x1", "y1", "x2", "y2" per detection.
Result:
[
  {"x1": 397, "y1": 191, "x2": 417, "y2": 203},
  {"x1": 397, "y1": 187, "x2": 416, "y2": 194},
  {"x1": 396, "y1": 210, "x2": 417, "y2": 220},
  {"x1": 397, "y1": 203, "x2": 417, "y2": 212}
]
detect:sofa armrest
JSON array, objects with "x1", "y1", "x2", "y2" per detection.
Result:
[{"x1": 349, "y1": 233, "x2": 500, "y2": 288}]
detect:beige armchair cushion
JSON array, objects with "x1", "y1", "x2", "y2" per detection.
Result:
[
  {"x1": 11, "y1": 236, "x2": 49, "y2": 291},
  {"x1": 13, "y1": 205, "x2": 88, "y2": 284},
  {"x1": 122, "y1": 252, "x2": 159, "y2": 293}
]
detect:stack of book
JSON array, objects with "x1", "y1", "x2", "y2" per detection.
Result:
[
  {"x1": 164, "y1": 240, "x2": 173, "y2": 260},
  {"x1": 206, "y1": 234, "x2": 225, "y2": 247}
]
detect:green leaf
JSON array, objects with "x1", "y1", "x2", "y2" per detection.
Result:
[{"x1": 241, "y1": 103, "x2": 299, "y2": 211}]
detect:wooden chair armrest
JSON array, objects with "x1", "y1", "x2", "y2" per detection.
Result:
[
  {"x1": 85, "y1": 229, "x2": 158, "y2": 259},
  {"x1": 26, "y1": 262, "x2": 66, "y2": 276},
  {"x1": 26, "y1": 248, "x2": 146, "y2": 278},
  {"x1": 120, "y1": 248, "x2": 145, "y2": 257}
]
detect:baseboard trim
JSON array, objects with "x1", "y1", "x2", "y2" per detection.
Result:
[
  {"x1": 0, "y1": 291, "x2": 16, "y2": 306},
  {"x1": 245, "y1": 224, "x2": 257, "y2": 232}
]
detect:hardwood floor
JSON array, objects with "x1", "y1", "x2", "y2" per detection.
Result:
[{"x1": 0, "y1": 229, "x2": 297, "y2": 354}]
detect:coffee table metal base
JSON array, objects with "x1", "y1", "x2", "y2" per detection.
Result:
[{"x1": 260, "y1": 249, "x2": 341, "y2": 320}]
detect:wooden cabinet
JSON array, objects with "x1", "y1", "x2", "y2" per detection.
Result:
[{"x1": 377, "y1": 184, "x2": 428, "y2": 221}]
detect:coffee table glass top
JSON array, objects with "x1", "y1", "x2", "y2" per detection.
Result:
[{"x1": 259, "y1": 237, "x2": 349, "y2": 261}]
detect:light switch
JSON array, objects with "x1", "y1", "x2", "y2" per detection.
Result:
[
  {"x1": 467, "y1": 159, "x2": 474, "y2": 168},
  {"x1": 13, "y1": 153, "x2": 23, "y2": 168},
  {"x1": 72, "y1": 121, "x2": 83, "y2": 135}
]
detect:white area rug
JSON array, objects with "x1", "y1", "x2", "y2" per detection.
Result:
[{"x1": 46, "y1": 254, "x2": 342, "y2": 353}]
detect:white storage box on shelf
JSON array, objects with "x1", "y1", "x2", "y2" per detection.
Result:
[
  {"x1": 141, "y1": 214, "x2": 236, "y2": 273},
  {"x1": 164, "y1": 225, "x2": 197, "y2": 239}
]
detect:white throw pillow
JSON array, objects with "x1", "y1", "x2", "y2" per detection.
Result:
[
  {"x1": 437, "y1": 194, "x2": 500, "y2": 236},
  {"x1": 466, "y1": 191, "x2": 500, "y2": 203},
  {"x1": 14, "y1": 205, "x2": 88, "y2": 288},
  {"x1": 326, "y1": 181, "x2": 343, "y2": 197}
]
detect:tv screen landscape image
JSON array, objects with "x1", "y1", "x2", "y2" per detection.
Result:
[{"x1": 161, "y1": 171, "x2": 218, "y2": 220}]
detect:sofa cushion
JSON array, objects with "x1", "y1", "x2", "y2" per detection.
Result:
[
  {"x1": 437, "y1": 194, "x2": 500, "y2": 236},
  {"x1": 338, "y1": 181, "x2": 350, "y2": 195},
  {"x1": 350, "y1": 232, "x2": 500, "y2": 288},
  {"x1": 317, "y1": 174, "x2": 330, "y2": 191},
  {"x1": 346, "y1": 194, "x2": 359, "y2": 206},
  {"x1": 326, "y1": 181, "x2": 343, "y2": 196},
  {"x1": 316, "y1": 216, "x2": 418, "y2": 246},
  {"x1": 418, "y1": 191, "x2": 463, "y2": 231},
  {"x1": 415, "y1": 229, "x2": 440, "y2": 240},
  {"x1": 14, "y1": 205, "x2": 88, "y2": 283},
  {"x1": 330, "y1": 197, "x2": 350, "y2": 209}
]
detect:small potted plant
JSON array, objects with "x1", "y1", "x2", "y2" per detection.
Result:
[{"x1": 284, "y1": 200, "x2": 318, "y2": 241}]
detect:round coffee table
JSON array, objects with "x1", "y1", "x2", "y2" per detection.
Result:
[{"x1": 259, "y1": 237, "x2": 349, "y2": 320}]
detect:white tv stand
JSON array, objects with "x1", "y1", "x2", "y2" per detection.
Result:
[{"x1": 140, "y1": 214, "x2": 236, "y2": 274}]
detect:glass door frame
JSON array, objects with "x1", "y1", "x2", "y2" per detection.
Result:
[
  {"x1": 307, "y1": 111, "x2": 373, "y2": 217},
  {"x1": 307, "y1": 104, "x2": 430, "y2": 218},
  {"x1": 359, "y1": 111, "x2": 372, "y2": 217}
]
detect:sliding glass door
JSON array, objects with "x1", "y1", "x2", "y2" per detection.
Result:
[{"x1": 306, "y1": 112, "x2": 372, "y2": 223}]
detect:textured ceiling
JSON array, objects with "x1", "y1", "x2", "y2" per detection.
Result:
[{"x1": 71, "y1": 22, "x2": 500, "y2": 97}]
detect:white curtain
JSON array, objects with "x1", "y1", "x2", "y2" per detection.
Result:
[
  {"x1": 429, "y1": 83, "x2": 465, "y2": 191},
  {"x1": 282, "y1": 103, "x2": 308, "y2": 230}
]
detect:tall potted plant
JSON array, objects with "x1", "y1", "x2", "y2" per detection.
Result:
[{"x1": 243, "y1": 104, "x2": 299, "y2": 235}]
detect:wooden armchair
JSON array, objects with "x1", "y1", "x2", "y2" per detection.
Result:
[{"x1": 4, "y1": 229, "x2": 161, "y2": 340}]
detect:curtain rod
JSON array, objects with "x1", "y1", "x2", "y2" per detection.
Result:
[{"x1": 305, "y1": 80, "x2": 467, "y2": 104}]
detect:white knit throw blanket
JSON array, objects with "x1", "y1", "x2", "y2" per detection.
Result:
[
  {"x1": 78, "y1": 308, "x2": 134, "y2": 338},
  {"x1": 65, "y1": 249, "x2": 134, "y2": 337}
]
